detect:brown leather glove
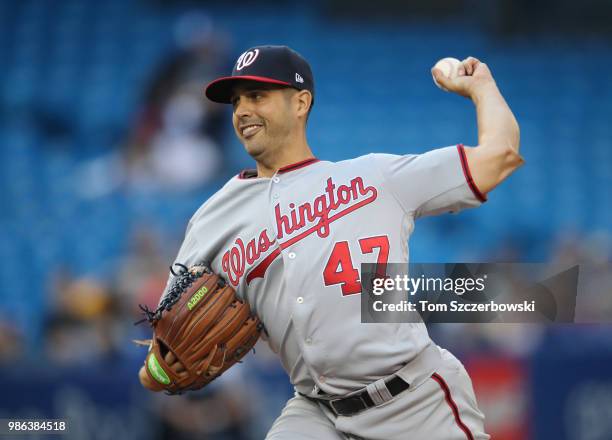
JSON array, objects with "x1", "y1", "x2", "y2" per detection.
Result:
[{"x1": 137, "y1": 262, "x2": 262, "y2": 394}]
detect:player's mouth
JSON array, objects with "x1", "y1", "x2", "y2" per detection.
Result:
[{"x1": 240, "y1": 124, "x2": 263, "y2": 139}]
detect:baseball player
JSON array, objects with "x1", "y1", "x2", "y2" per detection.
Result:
[{"x1": 139, "y1": 45, "x2": 522, "y2": 439}]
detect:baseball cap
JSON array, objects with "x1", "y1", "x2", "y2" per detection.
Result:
[{"x1": 204, "y1": 45, "x2": 314, "y2": 104}]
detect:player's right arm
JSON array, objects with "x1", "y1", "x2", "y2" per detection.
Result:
[{"x1": 432, "y1": 57, "x2": 523, "y2": 195}]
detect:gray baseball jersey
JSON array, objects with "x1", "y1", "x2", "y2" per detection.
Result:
[{"x1": 161, "y1": 144, "x2": 484, "y2": 397}]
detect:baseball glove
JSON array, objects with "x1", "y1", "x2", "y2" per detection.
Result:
[{"x1": 136, "y1": 262, "x2": 262, "y2": 394}]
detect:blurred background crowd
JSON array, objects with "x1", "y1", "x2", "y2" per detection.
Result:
[{"x1": 0, "y1": 0, "x2": 611, "y2": 439}]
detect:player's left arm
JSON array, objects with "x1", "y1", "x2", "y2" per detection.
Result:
[{"x1": 432, "y1": 57, "x2": 524, "y2": 195}]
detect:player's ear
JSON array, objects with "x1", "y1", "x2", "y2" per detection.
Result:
[{"x1": 294, "y1": 90, "x2": 312, "y2": 119}]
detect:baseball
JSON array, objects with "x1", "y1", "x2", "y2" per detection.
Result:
[{"x1": 432, "y1": 57, "x2": 462, "y2": 91}]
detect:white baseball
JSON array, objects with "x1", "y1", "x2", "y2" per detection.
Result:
[{"x1": 432, "y1": 57, "x2": 461, "y2": 91}]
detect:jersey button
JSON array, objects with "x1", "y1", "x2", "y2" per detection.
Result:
[
  {"x1": 297, "y1": 297, "x2": 304, "y2": 304},
  {"x1": 273, "y1": 193, "x2": 279, "y2": 199},
  {"x1": 272, "y1": 177, "x2": 280, "y2": 183},
  {"x1": 288, "y1": 252, "x2": 296, "y2": 259},
  {"x1": 305, "y1": 338, "x2": 312, "y2": 345}
]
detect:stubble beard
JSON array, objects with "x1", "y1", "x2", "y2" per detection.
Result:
[{"x1": 243, "y1": 124, "x2": 291, "y2": 163}]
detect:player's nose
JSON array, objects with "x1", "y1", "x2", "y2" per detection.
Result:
[{"x1": 234, "y1": 99, "x2": 254, "y2": 118}]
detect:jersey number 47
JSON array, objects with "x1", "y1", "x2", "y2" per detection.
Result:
[{"x1": 323, "y1": 235, "x2": 389, "y2": 296}]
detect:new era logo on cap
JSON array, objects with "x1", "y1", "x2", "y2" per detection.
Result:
[{"x1": 204, "y1": 45, "x2": 315, "y2": 104}]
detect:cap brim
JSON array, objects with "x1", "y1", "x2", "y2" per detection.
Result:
[{"x1": 204, "y1": 75, "x2": 292, "y2": 104}]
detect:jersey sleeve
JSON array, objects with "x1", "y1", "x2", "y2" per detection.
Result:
[{"x1": 372, "y1": 145, "x2": 487, "y2": 218}]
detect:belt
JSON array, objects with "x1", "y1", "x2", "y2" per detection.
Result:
[
  {"x1": 298, "y1": 344, "x2": 444, "y2": 417},
  {"x1": 299, "y1": 375, "x2": 410, "y2": 417}
]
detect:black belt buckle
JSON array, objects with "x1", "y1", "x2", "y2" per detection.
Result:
[
  {"x1": 329, "y1": 393, "x2": 369, "y2": 416},
  {"x1": 310, "y1": 375, "x2": 410, "y2": 417}
]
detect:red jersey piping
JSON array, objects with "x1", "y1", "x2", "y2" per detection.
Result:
[
  {"x1": 431, "y1": 373, "x2": 476, "y2": 440},
  {"x1": 237, "y1": 158, "x2": 319, "y2": 179},
  {"x1": 456, "y1": 144, "x2": 487, "y2": 203},
  {"x1": 278, "y1": 158, "x2": 319, "y2": 173}
]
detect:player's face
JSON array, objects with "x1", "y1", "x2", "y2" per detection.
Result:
[{"x1": 231, "y1": 84, "x2": 298, "y2": 159}]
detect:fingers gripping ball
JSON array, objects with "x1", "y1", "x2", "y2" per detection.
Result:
[
  {"x1": 137, "y1": 263, "x2": 263, "y2": 394},
  {"x1": 432, "y1": 57, "x2": 462, "y2": 92}
]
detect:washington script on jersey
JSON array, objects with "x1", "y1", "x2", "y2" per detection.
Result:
[{"x1": 221, "y1": 175, "x2": 379, "y2": 286}]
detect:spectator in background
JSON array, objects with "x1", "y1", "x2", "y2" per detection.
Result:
[
  {"x1": 552, "y1": 230, "x2": 612, "y2": 322},
  {"x1": 115, "y1": 228, "x2": 170, "y2": 314},
  {"x1": 150, "y1": 369, "x2": 254, "y2": 440},
  {"x1": 0, "y1": 318, "x2": 25, "y2": 364},
  {"x1": 123, "y1": 12, "x2": 231, "y2": 192},
  {"x1": 76, "y1": 12, "x2": 232, "y2": 198},
  {"x1": 45, "y1": 272, "x2": 122, "y2": 366}
]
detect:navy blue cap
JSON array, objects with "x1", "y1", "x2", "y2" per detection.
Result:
[{"x1": 205, "y1": 45, "x2": 314, "y2": 104}]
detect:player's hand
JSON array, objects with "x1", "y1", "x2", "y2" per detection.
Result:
[
  {"x1": 431, "y1": 57, "x2": 497, "y2": 101},
  {"x1": 138, "y1": 351, "x2": 189, "y2": 392},
  {"x1": 139, "y1": 364, "x2": 164, "y2": 392},
  {"x1": 164, "y1": 351, "x2": 189, "y2": 379}
]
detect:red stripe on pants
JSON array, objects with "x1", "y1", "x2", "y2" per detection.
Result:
[{"x1": 431, "y1": 372, "x2": 475, "y2": 440}]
